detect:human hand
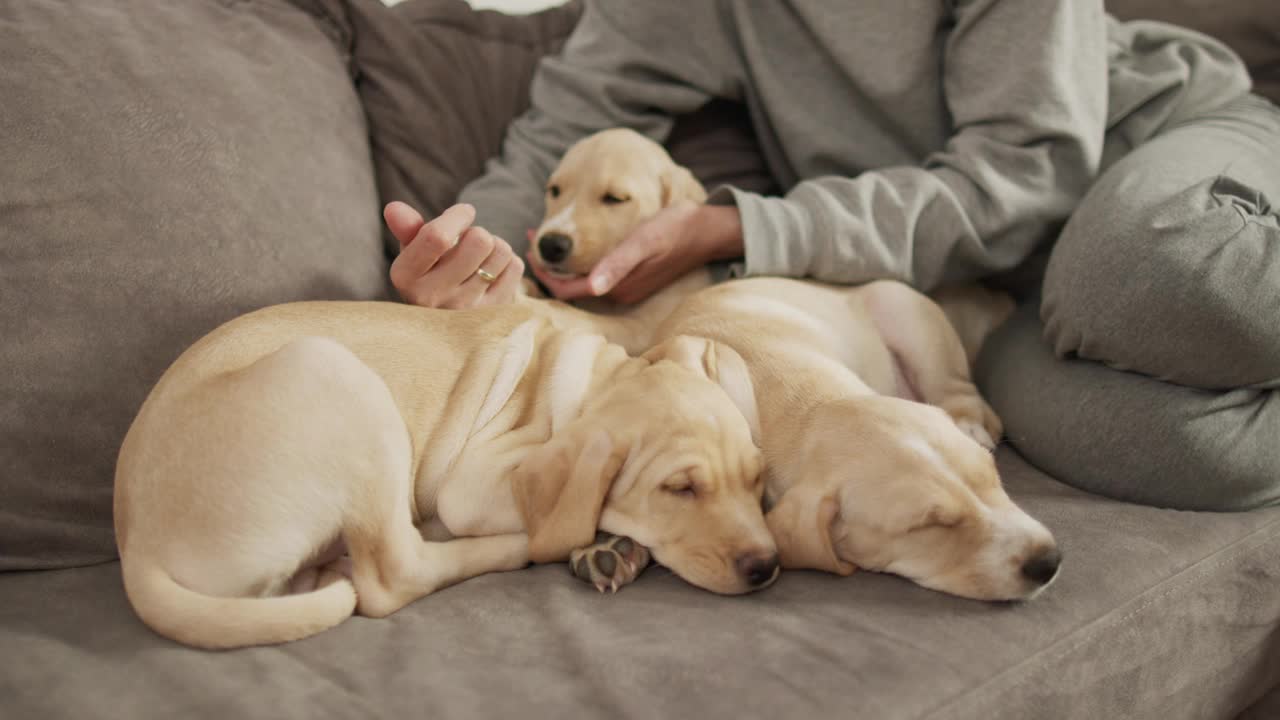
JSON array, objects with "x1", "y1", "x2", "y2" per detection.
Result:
[
  {"x1": 385, "y1": 202, "x2": 524, "y2": 309},
  {"x1": 528, "y1": 203, "x2": 743, "y2": 304}
]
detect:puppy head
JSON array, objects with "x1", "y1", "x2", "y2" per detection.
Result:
[
  {"x1": 766, "y1": 396, "x2": 1060, "y2": 601},
  {"x1": 534, "y1": 128, "x2": 706, "y2": 276},
  {"x1": 513, "y1": 335, "x2": 776, "y2": 594}
]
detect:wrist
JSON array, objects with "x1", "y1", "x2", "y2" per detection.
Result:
[{"x1": 693, "y1": 204, "x2": 744, "y2": 262}]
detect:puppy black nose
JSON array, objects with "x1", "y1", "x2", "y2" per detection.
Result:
[
  {"x1": 538, "y1": 232, "x2": 573, "y2": 264},
  {"x1": 1021, "y1": 547, "x2": 1062, "y2": 585},
  {"x1": 736, "y1": 553, "x2": 780, "y2": 588}
]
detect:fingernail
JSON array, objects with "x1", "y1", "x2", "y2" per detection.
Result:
[{"x1": 590, "y1": 274, "x2": 610, "y2": 295}]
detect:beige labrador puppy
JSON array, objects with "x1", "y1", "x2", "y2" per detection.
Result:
[
  {"x1": 115, "y1": 301, "x2": 776, "y2": 650},
  {"x1": 529, "y1": 128, "x2": 713, "y2": 352},
  {"x1": 533, "y1": 127, "x2": 706, "y2": 278},
  {"x1": 532, "y1": 129, "x2": 1058, "y2": 601},
  {"x1": 657, "y1": 279, "x2": 1059, "y2": 601}
]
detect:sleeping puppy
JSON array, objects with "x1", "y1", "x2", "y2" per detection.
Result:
[
  {"x1": 653, "y1": 279, "x2": 1058, "y2": 601},
  {"x1": 535, "y1": 130, "x2": 1059, "y2": 601},
  {"x1": 114, "y1": 301, "x2": 776, "y2": 649}
]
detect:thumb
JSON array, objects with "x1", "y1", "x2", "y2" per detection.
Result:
[{"x1": 588, "y1": 234, "x2": 652, "y2": 297}]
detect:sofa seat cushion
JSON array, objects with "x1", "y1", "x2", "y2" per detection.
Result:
[{"x1": 3, "y1": 451, "x2": 1276, "y2": 720}]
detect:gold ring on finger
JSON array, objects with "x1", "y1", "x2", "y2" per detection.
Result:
[{"x1": 475, "y1": 267, "x2": 498, "y2": 284}]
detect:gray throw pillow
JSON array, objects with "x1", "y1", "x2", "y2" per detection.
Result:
[{"x1": 0, "y1": 0, "x2": 388, "y2": 570}]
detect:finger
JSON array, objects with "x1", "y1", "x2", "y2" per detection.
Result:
[
  {"x1": 480, "y1": 256, "x2": 525, "y2": 306},
  {"x1": 588, "y1": 233, "x2": 654, "y2": 296},
  {"x1": 432, "y1": 226, "x2": 498, "y2": 292},
  {"x1": 606, "y1": 258, "x2": 664, "y2": 305},
  {"x1": 387, "y1": 204, "x2": 479, "y2": 296},
  {"x1": 417, "y1": 203, "x2": 476, "y2": 249},
  {"x1": 451, "y1": 238, "x2": 514, "y2": 308},
  {"x1": 528, "y1": 252, "x2": 596, "y2": 300},
  {"x1": 389, "y1": 230, "x2": 453, "y2": 300},
  {"x1": 384, "y1": 201, "x2": 426, "y2": 249}
]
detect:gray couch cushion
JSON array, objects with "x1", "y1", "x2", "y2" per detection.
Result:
[
  {"x1": 345, "y1": 0, "x2": 583, "y2": 254},
  {"x1": 0, "y1": 0, "x2": 388, "y2": 570},
  {"x1": 3, "y1": 451, "x2": 1276, "y2": 719}
]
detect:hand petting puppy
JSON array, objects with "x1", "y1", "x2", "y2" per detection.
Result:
[{"x1": 530, "y1": 203, "x2": 744, "y2": 305}]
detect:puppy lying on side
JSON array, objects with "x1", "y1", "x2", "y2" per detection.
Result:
[
  {"x1": 114, "y1": 301, "x2": 777, "y2": 649},
  {"x1": 531, "y1": 129, "x2": 1059, "y2": 601},
  {"x1": 649, "y1": 279, "x2": 1059, "y2": 601}
]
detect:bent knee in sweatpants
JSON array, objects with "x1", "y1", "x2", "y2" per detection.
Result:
[
  {"x1": 977, "y1": 303, "x2": 1280, "y2": 512},
  {"x1": 1041, "y1": 95, "x2": 1280, "y2": 390}
]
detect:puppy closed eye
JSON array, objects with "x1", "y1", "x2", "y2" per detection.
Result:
[
  {"x1": 601, "y1": 192, "x2": 629, "y2": 205},
  {"x1": 662, "y1": 474, "x2": 698, "y2": 499},
  {"x1": 910, "y1": 508, "x2": 964, "y2": 532}
]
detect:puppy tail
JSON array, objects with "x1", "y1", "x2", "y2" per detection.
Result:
[
  {"x1": 122, "y1": 557, "x2": 357, "y2": 650},
  {"x1": 932, "y1": 284, "x2": 1016, "y2": 367}
]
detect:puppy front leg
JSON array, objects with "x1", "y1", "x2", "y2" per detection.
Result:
[{"x1": 862, "y1": 281, "x2": 1002, "y2": 448}]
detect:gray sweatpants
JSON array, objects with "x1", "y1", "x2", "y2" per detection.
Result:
[{"x1": 977, "y1": 93, "x2": 1280, "y2": 511}]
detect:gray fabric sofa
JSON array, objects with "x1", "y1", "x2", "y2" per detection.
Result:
[{"x1": 1, "y1": 1, "x2": 1277, "y2": 717}]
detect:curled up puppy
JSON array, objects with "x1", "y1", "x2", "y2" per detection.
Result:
[{"x1": 114, "y1": 301, "x2": 776, "y2": 650}]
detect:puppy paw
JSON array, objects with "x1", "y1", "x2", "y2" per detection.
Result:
[
  {"x1": 570, "y1": 534, "x2": 651, "y2": 593},
  {"x1": 326, "y1": 555, "x2": 354, "y2": 581},
  {"x1": 956, "y1": 418, "x2": 996, "y2": 450},
  {"x1": 943, "y1": 395, "x2": 1003, "y2": 451}
]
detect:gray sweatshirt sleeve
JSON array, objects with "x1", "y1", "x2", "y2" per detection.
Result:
[
  {"x1": 456, "y1": 3, "x2": 732, "y2": 258},
  {"x1": 721, "y1": 0, "x2": 1109, "y2": 290}
]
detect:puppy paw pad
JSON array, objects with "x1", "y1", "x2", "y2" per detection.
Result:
[{"x1": 570, "y1": 534, "x2": 651, "y2": 593}]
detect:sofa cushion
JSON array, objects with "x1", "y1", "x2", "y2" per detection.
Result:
[
  {"x1": 2, "y1": 451, "x2": 1276, "y2": 719},
  {"x1": 1107, "y1": 0, "x2": 1280, "y2": 104},
  {"x1": 0, "y1": 0, "x2": 388, "y2": 570},
  {"x1": 345, "y1": 0, "x2": 583, "y2": 254}
]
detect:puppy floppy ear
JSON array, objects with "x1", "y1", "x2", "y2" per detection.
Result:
[
  {"x1": 766, "y1": 485, "x2": 855, "y2": 576},
  {"x1": 643, "y1": 335, "x2": 761, "y2": 444},
  {"x1": 512, "y1": 426, "x2": 628, "y2": 564},
  {"x1": 660, "y1": 163, "x2": 707, "y2": 207}
]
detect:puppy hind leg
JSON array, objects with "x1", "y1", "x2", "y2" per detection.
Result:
[
  {"x1": 287, "y1": 561, "x2": 352, "y2": 594},
  {"x1": 343, "y1": 464, "x2": 530, "y2": 618},
  {"x1": 862, "y1": 281, "x2": 1002, "y2": 448},
  {"x1": 315, "y1": 398, "x2": 528, "y2": 614},
  {"x1": 347, "y1": 524, "x2": 530, "y2": 618}
]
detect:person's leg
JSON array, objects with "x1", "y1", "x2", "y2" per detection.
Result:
[
  {"x1": 1041, "y1": 94, "x2": 1280, "y2": 390},
  {"x1": 976, "y1": 303, "x2": 1280, "y2": 512}
]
